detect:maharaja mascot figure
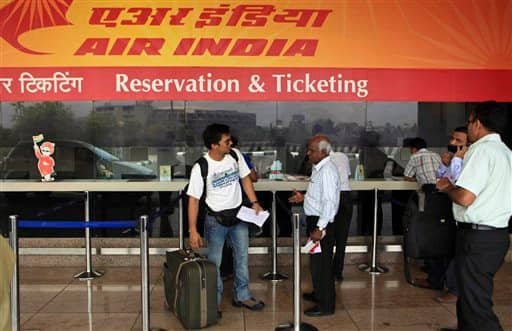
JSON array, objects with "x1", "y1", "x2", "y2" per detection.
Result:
[{"x1": 32, "y1": 134, "x2": 56, "y2": 182}]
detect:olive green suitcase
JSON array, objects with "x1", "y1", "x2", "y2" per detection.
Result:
[{"x1": 164, "y1": 249, "x2": 218, "y2": 329}]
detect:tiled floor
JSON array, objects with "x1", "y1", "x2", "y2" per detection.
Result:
[{"x1": 17, "y1": 262, "x2": 511, "y2": 331}]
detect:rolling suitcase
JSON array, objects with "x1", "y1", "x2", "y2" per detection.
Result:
[{"x1": 163, "y1": 249, "x2": 218, "y2": 329}]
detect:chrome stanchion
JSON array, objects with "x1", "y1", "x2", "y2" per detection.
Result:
[
  {"x1": 358, "y1": 188, "x2": 388, "y2": 274},
  {"x1": 263, "y1": 191, "x2": 288, "y2": 281},
  {"x1": 140, "y1": 215, "x2": 151, "y2": 331},
  {"x1": 276, "y1": 213, "x2": 317, "y2": 331},
  {"x1": 178, "y1": 191, "x2": 184, "y2": 250},
  {"x1": 9, "y1": 215, "x2": 20, "y2": 331},
  {"x1": 140, "y1": 215, "x2": 165, "y2": 331},
  {"x1": 87, "y1": 280, "x2": 93, "y2": 331},
  {"x1": 74, "y1": 191, "x2": 104, "y2": 280}
]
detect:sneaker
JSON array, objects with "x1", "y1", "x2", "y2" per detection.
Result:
[{"x1": 232, "y1": 297, "x2": 265, "y2": 311}]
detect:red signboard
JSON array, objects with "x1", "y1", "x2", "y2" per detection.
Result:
[{"x1": 1, "y1": 0, "x2": 511, "y2": 101}]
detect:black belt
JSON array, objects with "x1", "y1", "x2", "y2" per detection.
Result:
[{"x1": 457, "y1": 222, "x2": 505, "y2": 231}]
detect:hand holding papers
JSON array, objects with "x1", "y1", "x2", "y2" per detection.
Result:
[
  {"x1": 302, "y1": 238, "x2": 322, "y2": 254},
  {"x1": 236, "y1": 206, "x2": 270, "y2": 227},
  {"x1": 301, "y1": 230, "x2": 326, "y2": 254}
]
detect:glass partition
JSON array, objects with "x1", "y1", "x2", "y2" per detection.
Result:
[{"x1": 1, "y1": 101, "x2": 510, "y2": 238}]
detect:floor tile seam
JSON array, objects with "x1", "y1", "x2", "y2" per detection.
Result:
[
  {"x1": 130, "y1": 312, "x2": 141, "y2": 331},
  {"x1": 22, "y1": 279, "x2": 74, "y2": 322},
  {"x1": 20, "y1": 312, "x2": 36, "y2": 328},
  {"x1": 345, "y1": 307, "x2": 366, "y2": 331}
]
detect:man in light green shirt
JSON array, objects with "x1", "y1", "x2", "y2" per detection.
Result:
[{"x1": 437, "y1": 101, "x2": 511, "y2": 331}]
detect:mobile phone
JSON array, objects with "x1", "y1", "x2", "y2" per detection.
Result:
[{"x1": 447, "y1": 144, "x2": 458, "y2": 153}]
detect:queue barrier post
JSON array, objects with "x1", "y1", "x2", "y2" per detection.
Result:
[
  {"x1": 139, "y1": 215, "x2": 166, "y2": 331},
  {"x1": 9, "y1": 215, "x2": 20, "y2": 331},
  {"x1": 140, "y1": 215, "x2": 150, "y2": 331},
  {"x1": 74, "y1": 191, "x2": 104, "y2": 280},
  {"x1": 178, "y1": 191, "x2": 184, "y2": 250},
  {"x1": 262, "y1": 191, "x2": 288, "y2": 282},
  {"x1": 358, "y1": 188, "x2": 388, "y2": 274},
  {"x1": 275, "y1": 213, "x2": 317, "y2": 331}
]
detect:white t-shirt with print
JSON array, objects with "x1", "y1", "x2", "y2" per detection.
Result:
[{"x1": 187, "y1": 148, "x2": 250, "y2": 212}]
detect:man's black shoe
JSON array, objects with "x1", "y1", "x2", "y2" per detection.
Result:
[
  {"x1": 304, "y1": 306, "x2": 334, "y2": 317},
  {"x1": 412, "y1": 278, "x2": 443, "y2": 290},
  {"x1": 302, "y1": 292, "x2": 317, "y2": 302}
]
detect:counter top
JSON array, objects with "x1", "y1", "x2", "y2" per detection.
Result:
[{"x1": 0, "y1": 179, "x2": 418, "y2": 192}]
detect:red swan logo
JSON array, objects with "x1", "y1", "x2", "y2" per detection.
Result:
[{"x1": 0, "y1": 0, "x2": 73, "y2": 54}]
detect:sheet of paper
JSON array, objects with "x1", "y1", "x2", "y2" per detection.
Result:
[
  {"x1": 302, "y1": 238, "x2": 322, "y2": 254},
  {"x1": 236, "y1": 206, "x2": 270, "y2": 227}
]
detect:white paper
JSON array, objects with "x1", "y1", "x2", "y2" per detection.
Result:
[
  {"x1": 302, "y1": 238, "x2": 322, "y2": 254},
  {"x1": 236, "y1": 206, "x2": 270, "y2": 227}
]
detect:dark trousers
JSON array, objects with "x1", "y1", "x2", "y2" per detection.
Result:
[
  {"x1": 391, "y1": 190, "x2": 413, "y2": 235},
  {"x1": 455, "y1": 228, "x2": 510, "y2": 331},
  {"x1": 158, "y1": 192, "x2": 173, "y2": 237},
  {"x1": 424, "y1": 257, "x2": 450, "y2": 289},
  {"x1": 257, "y1": 191, "x2": 292, "y2": 237},
  {"x1": 357, "y1": 191, "x2": 383, "y2": 235},
  {"x1": 333, "y1": 191, "x2": 353, "y2": 278},
  {"x1": 306, "y1": 216, "x2": 335, "y2": 312},
  {"x1": 445, "y1": 260, "x2": 458, "y2": 295}
]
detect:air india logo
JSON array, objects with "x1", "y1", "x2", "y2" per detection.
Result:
[{"x1": 0, "y1": 0, "x2": 73, "y2": 54}]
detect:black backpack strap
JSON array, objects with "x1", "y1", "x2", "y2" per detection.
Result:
[
  {"x1": 180, "y1": 156, "x2": 208, "y2": 201},
  {"x1": 229, "y1": 149, "x2": 239, "y2": 162},
  {"x1": 196, "y1": 156, "x2": 208, "y2": 201}
]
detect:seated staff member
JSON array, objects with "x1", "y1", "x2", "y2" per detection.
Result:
[{"x1": 289, "y1": 134, "x2": 341, "y2": 317}]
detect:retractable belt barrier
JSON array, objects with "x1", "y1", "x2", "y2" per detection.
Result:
[{"x1": 8, "y1": 215, "x2": 160, "y2": 331}]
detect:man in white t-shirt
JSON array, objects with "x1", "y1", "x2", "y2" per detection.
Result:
[{"x1": 187, "y1": 123, "x2": 265, "y2": 315}]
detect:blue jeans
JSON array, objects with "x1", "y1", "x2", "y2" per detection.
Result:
[{"x1": 204, "y1": 214, "x2": 252, "y2": 305}]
